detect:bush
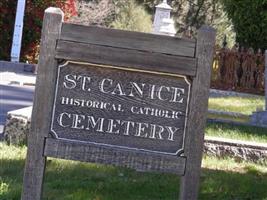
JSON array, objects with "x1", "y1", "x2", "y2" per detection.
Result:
[
  {"x1": 111, "y1": 0, "x2": 152, "y2": 33},
  {"x1": 0, "y1": 1, "x2": 16, "y2": 60},
  {"x1": 0, "y1": 0, "x2": 77, "y2": 63},
  {"x1": 223, "y1": 0, "x2": 267, "y2": 50},
  {"x1": 70, "y1": 0, "x2": 114, "y2": 26}
]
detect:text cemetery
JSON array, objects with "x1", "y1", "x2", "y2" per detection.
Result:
[{"x1": 51, "y1": 62, "x2": 190, "y2": 155}]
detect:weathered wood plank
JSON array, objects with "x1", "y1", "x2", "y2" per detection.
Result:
[
  {"x1": 179, "y1": 26, "x2": 216, "y2": 200},
  {"x1": 60, "y1": 23, "x2": 196, "y2": 58},
  {"x1": 21, "y1": 8, "x2": 63, "y2": 200},
  {"x1": 44, "y1": 138, "x2": 186, "y2": 175},
  {"x1": 51, "y1": 62, "x2": 190, "y2": 155},
  {"x1": 55, "y1": 40, "x2": 197, "y2": 76}
]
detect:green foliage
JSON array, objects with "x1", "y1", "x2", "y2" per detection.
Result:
[
  {"x1": 223, "y1": 0, "x2": 267, "y2": 49},
  {"x1": 71, "y1": 0, "x2": 153, "y2": 32},
  {"x1": 111, "y1": 0, "x2": 152, "y2": 32},
  {"x1": 136, "y1": 0, "x2": 236, "y2": 46},
  {"x1": 0, "y1": 1, "x2": 16, "y2": 60},
  {"x1": 136, "y1": 0, "x2": 218, "y2": 32},
  {"x1": 208, "y1": 2, "x2": 236, "y2": 47}
]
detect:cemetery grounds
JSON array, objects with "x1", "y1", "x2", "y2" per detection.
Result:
[{"x1": 0, "y1": 93, "x2": 267, "y2": 199}]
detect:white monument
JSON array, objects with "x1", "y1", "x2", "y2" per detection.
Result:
[
  {"x1": 11, "y1": 0, "x2": 26, "y2": 62},
  {"x1": 152, "y1": 0, "x2": 176, "y2": 36}
]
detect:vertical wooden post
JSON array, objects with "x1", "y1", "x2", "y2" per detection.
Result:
[
  {"x1": 21, "y1": 7, "x2": 63, "y2": 200},
  {"x1": 179, "y1": 26, "x2": 216, "y2": 200},
  {"x1": 265, "y1": 50, "x2": 267, "y2": 111}
]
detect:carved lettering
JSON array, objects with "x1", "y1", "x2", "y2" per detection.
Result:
[
  {"x1": 56, "y1": 112, "x2": 180, "y2": 142},
  {"x1": 52, "y1": 63, "x2": 191, "y2": 155},
  {"x1": 63, "y1": 74, "x2": 185, "y2": 104}
]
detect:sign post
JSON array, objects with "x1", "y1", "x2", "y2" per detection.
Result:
[
  {"x1": 21, "y1": 7, "x2": 63, "y2": 200},
  {"x1": 21, "y1": 7, "x2": 215, "y2": 200},
  {"x1": 179, "y1": 26, "x2": 216, "y2": 200},
  {"x1": 11, "y1": 0, "x2": 26, "y2": 62}
]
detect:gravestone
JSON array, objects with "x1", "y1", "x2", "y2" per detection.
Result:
[
  {"x1": 265, "y1": 50, "x2": 267, "y2": 111},
  {"x1": 152, "y1": 0, "x2": 176, "y2": 36},
  {"x1": 21, "y1": 7, "x2": 215, "y2": 200},
  {"x1": 250, "y1": 50, "x2": 267, "y2": 127}
]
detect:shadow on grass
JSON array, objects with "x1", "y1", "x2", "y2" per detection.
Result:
[
  {"x1": 200, "y1": 167, "x2": 267, "y2": 200},
  {"x1": 0, "y1": 158, "x2": 267, "y2": 200}
]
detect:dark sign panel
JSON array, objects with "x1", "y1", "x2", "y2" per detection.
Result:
[{"x1": 51, "y1": 62, "x2": 191, "y2": 155}]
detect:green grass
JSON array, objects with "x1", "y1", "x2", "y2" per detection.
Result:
[
  {"x1": 206, "y1": 122, "x2": 267, "y2": 143},
  {"x1": 208, "y1": 96, "x2": 265, "y2": 115},
  {"x1": 201, "y1": 156, "x2": 267, "y2": 200},
  {"x1": 1, "y1": 143, "x2": 267, "y2": 200}
]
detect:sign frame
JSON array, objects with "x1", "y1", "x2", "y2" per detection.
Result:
[
  {"x1": 21, "y1": 7, "x2": 216, "y2": 200},
  {"x1": 50, "y1": 61, "x2": 191, "y2": 156}
]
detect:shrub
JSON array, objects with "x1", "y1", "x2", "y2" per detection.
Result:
[
  {"x1": 0, "y1": 0, "x2": 77, "y2": 63},
  {"x1": 223, "y1": 0, "x2": 267, "y2": 50},
  {"x1": 111, "y1": 0, "x2": 152, "y2": 33}
]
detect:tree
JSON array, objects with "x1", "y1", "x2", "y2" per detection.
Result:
[
  {"x1": 136, "y1": 0, "x2": 235, "y2": 46},
  {"x1": 111, "y1": 0, "x2": 152, "y2": 32},
  {"x1": 0, "y1": 0, "x2": 77, "y2": 63},
  {"x1": 136, "y1": 0, "x2": 219, "y2": 33},
  {"x1": 223, "y1": 0, "x2": 267, "y2": 50},
  {"x1": 0, "y1": 1, "x2": 17, "y2": 60},
  {"x1": 70, "y1": 0, "x2": 114, "y2": 26},
  {"x1": 209, "y1": 1, "x2": 236, "y2": 47},
  {"x1": 71, "y1": 0, "x2": 152, "y2": 33}
]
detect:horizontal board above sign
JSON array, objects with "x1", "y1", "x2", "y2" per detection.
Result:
[
  {"x1": 56, "y1": 40, "x2": 197, "y2": 77},
  {"x1": 51, "y1": 62, "x2": 191, "y2": 155},
  {"x1": 60, "y1": 23, "x2": 196, "y2": 58}
]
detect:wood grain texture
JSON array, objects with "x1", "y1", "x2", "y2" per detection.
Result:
[
  {"x1": 21, "y1": 7, "x2": 63, "y2": 200},
  {"x1": 60, "y1": 23, "x2": 196, "y2": 58},
  {"x1": 179, "y1": 26, "x2": 216, "y2": 200},
  {"x1": 51, "y1": 62, "x2": 190, "y2": 155},
  {"x1": 55, "y1": 40, "x2": 197, "y2": 77},
  {"x1": 44, "y1": 138, "x2": 186, "y2": 175}
]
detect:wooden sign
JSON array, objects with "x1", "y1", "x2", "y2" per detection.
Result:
[
  {"x1": 51, "y1": 62, "x2": 190, "y2": 155},
  {"x1": 21, "y1": 7, "x2": 216, "y2": 200}
]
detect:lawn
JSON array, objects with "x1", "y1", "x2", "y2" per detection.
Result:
[
  {"x1": 208, "y1": 96, "x2": 265, "y2": 115},
  {"x1": 206, "y1": 122, "x2": 267, "y2": 143},
  {"x1": 1, "y1": 95, "x2": 267, "y2": 199},
  {"x1": 207, "y1": 94, "x2": 267, "y2": 143},
  {"x1": 1, "y1": 143, "x2": 267, "y2": 200}
]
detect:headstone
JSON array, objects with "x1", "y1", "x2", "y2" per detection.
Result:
[
  {"x1": 11, "y1": 0, "x2": 26, "y2": 62},
  {"x1": 250, "y1": 50, "x2": 267, "y2": 127},
  {"x1": 159, "y1": 18, "x2": 176, "y2": 36},
  {"x1": 152, "y1": 0, "x2": 176, "y2": 36},
  {"x1": 3, "y1": 106, "x2": 32, "y2": 145},
  {"x1": 21, "y1": 7, "x2": 215, "y2": 200},
  {"x1": 265, "y1": 50, "x2": 267, "y2": 110}
]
